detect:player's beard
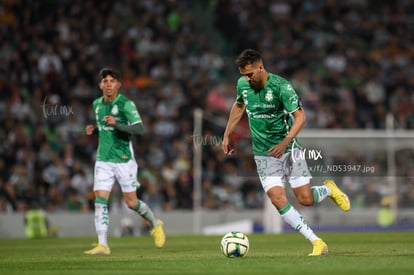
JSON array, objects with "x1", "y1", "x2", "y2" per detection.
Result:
[{"x1": 249, "y1": 79, "x2": 263, "y2": 91}]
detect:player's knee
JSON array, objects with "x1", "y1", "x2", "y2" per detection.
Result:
[
  {"x1": 297, "y1": 195, "x2": 314, "y2": 206},
  {"x1": 125, "y1": 200, "x2": 137, "y2": 209},
  {"x1": 269, "y1": 195, "x2": 288, "y2": 209}
]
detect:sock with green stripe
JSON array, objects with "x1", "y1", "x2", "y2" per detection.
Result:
[
  {"x1": 279, "y1": 202, "x2": 319, "y2": 242},
  {"x1": 134, "y1": 200, "x2": 157, "y2": 228},
  {"x1": 94, "y1": 197, "x2": 109, "y2": 246},
  {"x1": 311, "y1": 185, "x2": 330, "y2": 204}
]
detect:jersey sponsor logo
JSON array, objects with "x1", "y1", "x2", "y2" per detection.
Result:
[
  {"x1": 252, "y1": 114, "x2": 275, "y2": 119},
  {"x1": 253, "y1": 103, "x2": 275, "y2": 108},
  {"x1": 98, "y1": 125, "x2": 114, "y2": 131}
]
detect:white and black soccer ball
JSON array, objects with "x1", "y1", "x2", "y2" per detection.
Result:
[{"x1": 220, "y1": 231, "x2": 250, "y2": 258}]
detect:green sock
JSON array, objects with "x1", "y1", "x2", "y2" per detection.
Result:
[{"x1": 134, "y1": 200, "x2": 157, "y2": 228}]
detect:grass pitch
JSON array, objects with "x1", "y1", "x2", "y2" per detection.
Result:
[{"x1": 0, "y1": 231, "x2": 413, "y2": 275}]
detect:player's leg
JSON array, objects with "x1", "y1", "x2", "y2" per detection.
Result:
[
  {"x1": 292, "y1": 183, "x2": 332, "y2": 206},
  {"x1": 117, "y1": 160, "x2": 165, "y2": 248},
  {"x1": 122, "y1": 191, "x2": 165, "y2": 247},
  {"x1": 289, "y1": 182, "x2": 328, "y2": 256},
  {"x1": 292, "y1": 184, "x2": 316, "y2": 206},
  {"x1": 84, "y1": 161, "x2": 114, "y2": 255},
  {"x1": 289, "y1": 152, "x2": 350, "y2": 210},
  {"x1": 292, "y1": 179, "x2": 350, "y2": 211},
  {"x1": 255, "y1": 155, "x2": 327, "y2": 256},
  {"x1": 303, "y1": 180, "x2": 350, "y2": 211},
  {"x1": 122, "y1": 192, "x2": 154, "y2": 225},
  {"x1": 267, "y1": 186, "x2": 327, "y2": 256},
  {"x1": 289, "y1": 151, "x2": 329, "y2": 206}
]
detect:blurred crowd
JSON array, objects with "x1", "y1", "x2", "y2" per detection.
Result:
[
  {"x1": 214, "y1": 0, "x2": 414, "y2": 129},
  {"x1": 1, "y1": 0, "x2": 413, "y2": 215}
]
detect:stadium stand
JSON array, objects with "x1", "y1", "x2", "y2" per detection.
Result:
[{"x1": 0, "y1": 0, "x2": 413, "y2": 214}]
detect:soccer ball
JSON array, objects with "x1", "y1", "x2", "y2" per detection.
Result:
[{"x1": 220, "y1": 231, "x2": 249, "y2": 258}]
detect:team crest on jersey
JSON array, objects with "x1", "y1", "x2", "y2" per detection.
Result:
[
  {"x1": 111, "y1": 105, "x2": 119, "y2": 115},
  {"x1": 265, "y1": 90, "x2": 273, "y2": 102}
]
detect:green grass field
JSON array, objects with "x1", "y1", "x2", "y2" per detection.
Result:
[{"x1": 0, "y1": 231, "x2": 413, "y2": 275}]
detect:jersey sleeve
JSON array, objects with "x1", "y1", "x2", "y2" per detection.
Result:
[
  {"x1": 280, "y1": 82, "x2": 302, "y2": 113},
  {"x1": 236, "y1": 77, "x2": 246, "y2": 104},
  {"x1": 92, "y1": 98, "x2": 100, "y2": 122},
  {"x1": 123, "y1": 100, "x2": 142, "y2": 125}
]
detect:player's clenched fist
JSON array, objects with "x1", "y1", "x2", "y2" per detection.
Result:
[{"x1": 85, "y1": 124, "x2": 95, "y2": 135}]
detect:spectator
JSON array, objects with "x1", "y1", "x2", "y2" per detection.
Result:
[
  {"x1": 65, "y1": 187, "x2": 88, "y2": 212},
  {"x1": 0, "y1": 0, "x2": 413, "y2": 213}
]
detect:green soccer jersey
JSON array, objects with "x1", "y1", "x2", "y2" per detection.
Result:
[
  {"x1": 93, "y1": 93, "x2": 142, "y2": 162},
  {"x1": 236, "y1": 73, "x2": 302, "y2": 156}
]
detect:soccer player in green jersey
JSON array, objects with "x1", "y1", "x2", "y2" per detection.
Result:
[
  {"x1": 222, "y1": 49, "x2": 351, "y2": 256},
  {"x1": 84, "y1": 68, "x2": 165, "y2": 255}
]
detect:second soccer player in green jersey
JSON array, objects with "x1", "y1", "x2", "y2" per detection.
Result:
[{"x1": 84, "y1": 68, "x2": 165, "y2": 255}]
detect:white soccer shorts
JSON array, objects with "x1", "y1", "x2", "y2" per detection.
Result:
[
  {"x1": 254, "y1": 152, "x2": 312, "y2": 192},
  {"x1": 94, "y1": 160, "x2": 140, "y2": 193}
]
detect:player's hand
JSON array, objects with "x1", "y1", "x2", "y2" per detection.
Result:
[
  {"x1": 222, "y1": 136, "x2": 235, "y2": 155},
  {"x1": 85, "y1": 124, "x2": 95, "y2": 135},
  {"x1": 103, "y1": 115, "x2": 116, "y2": 125},
  {"x1": 268, "y1": 142, "x2": 288, "y2": 158}
]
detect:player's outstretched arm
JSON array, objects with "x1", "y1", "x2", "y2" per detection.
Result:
[{"x1": 222, "y1": 102, "x2": 245, "y2": 155}]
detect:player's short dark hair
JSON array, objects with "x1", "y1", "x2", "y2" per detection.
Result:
[
  {"x1": 236, "y1": 49, "x2": 262, "y2": 69},
  {"x1": 98, "y1": 67, "x2": 121, "y2": 81}
]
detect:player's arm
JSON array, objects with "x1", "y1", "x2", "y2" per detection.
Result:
[
  {"x1": 268, "y1": 107, "x2": 306, "y2": 158},
  {"x1": 108, "y1": 100, "x2": 145, "y2": 135},
  {"x1": 86, "y1": 102, "x2": 99, "y2": 135},
  {"x1": 103, "y1": 115, "x2": 144, "y2": 135},
  {"x1": 222, "y1": 102, "x2": 246, "y2": 155},
  {"x1": 269, "y1": 82, "x2": 306, "y2": 158},
  {"x1": 114, "y1": 122, "x2": 144, "y2": 135},
  {"x1": 284, "y1": 107, "x2": 306, "y2": 142}
]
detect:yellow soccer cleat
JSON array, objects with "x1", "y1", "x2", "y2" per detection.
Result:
[
  {"x1": 308, "y1": 239, "x2": 328, "y2": 256},
  {"x1": 84, "y1": 244, "x2": 111, "y2": 255},
  {"x1": 324, "y1": 179, "x2": 351, "y2": 212},
  {"x1": 150, "y1": 219, "x2": 166, "y2": 248}
]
